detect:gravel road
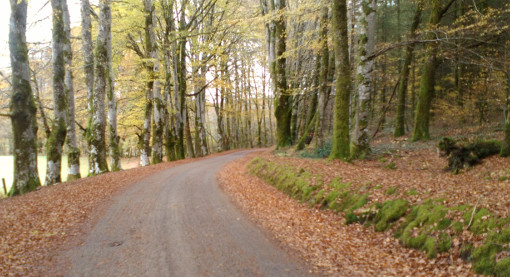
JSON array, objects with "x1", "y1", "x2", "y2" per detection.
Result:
[{"x1": 65, "y1": 150, "x2": 314, "y2": 277}]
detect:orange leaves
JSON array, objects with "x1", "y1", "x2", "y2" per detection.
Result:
[{"x1": 219, "y1": 150, "x2": 479, "y2": 276}]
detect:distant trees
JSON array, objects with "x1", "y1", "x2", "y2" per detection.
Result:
[{"x1": 5, "y1": 0, "x2": 510, "y2": 196}]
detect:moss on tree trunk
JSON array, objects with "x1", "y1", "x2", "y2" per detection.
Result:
[
  {"x1": 411, "y1": 0, "x2": 443, "y2": 142},
  {"x1": 8, "y1": 0, "x2": 41, "y2": 195},
  {"x1": 330, "y1": 0, "x2": 352, "y2": 160},
  {"x1": 46, "y1": 0, "x2": 68, "y2": 186},
  {"x1": 394, "y1": 3, "x2": 421, "y2": 138},
  {"x1": 274, "y1": 0, "x2": 292, "y2": 149}
]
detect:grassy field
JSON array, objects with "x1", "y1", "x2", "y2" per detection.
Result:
[{"x1": 0, "y1": 156, "x2": 139, "y2": 195}]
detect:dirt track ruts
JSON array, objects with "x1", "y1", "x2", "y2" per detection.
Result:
[{"x1": 63, "y1": 150, "x2": 313, "y2": 277}]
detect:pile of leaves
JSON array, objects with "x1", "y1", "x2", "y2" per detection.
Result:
[{"x1": 0, "y1": 150, "x2": 238, "y2": 276}]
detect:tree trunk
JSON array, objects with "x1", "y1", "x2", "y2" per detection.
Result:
[
  {"x1": 274, "y1": 0, "x2": 292, "y2": 148},
  {"x1": 81, "y1": 0, "x2": 94, "y2": 169},
  {"x1": 315, "y1": 6, "x2": 330, "y2": 149},
  {"x1": 411, "y1": 0, "x2": 451, "y2": 141},
  {"x1": 394, "y1": 2, "x2": 422, "y2": 137},
  {"x1": 62, "y1": 0, "x2": 80, "y2": 180},
  {"x1": 330, "y1": 0, "x2": 352, "y2": 159},
  {"x1": 501, "y1": 74, "x2": 510, "y2": 157},
  {"x1": 8, "y1": 0, "x2": 41, "y2": 195},
  {"x1": 89, "y1": 0, "x2": 111, "y2": 174},
  {"x1": 145, "y1": 0, "x2": 164, "y2": 165},
  {"x1": 352, "y1": 0, "x2": 376, "y2": 158},
  {"x1": 106, "y1": 2, "x2": 120, "y2": 171},
  {"x1": 46, "y1": 0, "x2": 68, "y2": 186}
]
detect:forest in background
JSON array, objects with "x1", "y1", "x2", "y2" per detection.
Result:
[{"x1": 2, "y1": 0, "x2": 510, "y2": 196}]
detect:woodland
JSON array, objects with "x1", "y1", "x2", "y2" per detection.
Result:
[{"x1": 1, "y1": 0, "x2": 510, "y2": 275}]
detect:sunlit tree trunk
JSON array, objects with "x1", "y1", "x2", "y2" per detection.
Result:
[
  {"x1": 89, "y1": 0, "x2": 111, "y2": 174},
  {"x1": 62, "y1": 0, "x2": 80, "y2": 180},
  {"x1": 330, "y1": 0, "x2": 352, "y2": 159},
  {"x1": 8, "y1": 0, "x2": 41, "y2": 195},
  {"x1": 46, "y1": 0, "x2": 68, "y2": 186}
]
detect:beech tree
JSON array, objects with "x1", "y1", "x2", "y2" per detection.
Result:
[
  {"x1": 330, "y1": 0, "x2": 352, "y2": 159},
  {"x1": 394, "y1": 1, "x2": 422, "y2": 138},
  {"x1": 63, "y1": 0, "x2": 80, "y2": 180},
  {"x1": 81, "y1": 0, "x2": 94, "y2": 167},
  {"x1": 7, "y1": 0, "x2": 41, "y2": 195},
  {"x1": 273, "y1": 0, "x2": 292, "y2": 148},
  {"x1": 351, "y1": 0, "x2": 376, "y2": 158},
  {"x1": 412, "y1": 0, "x2": 456, "y2": 141},
  {"x1": 45, "y1": 0, "x2": 68, "y2": 186},
  {"x1": 89, "y1": 0, "x2": 111, "y2": 174}
]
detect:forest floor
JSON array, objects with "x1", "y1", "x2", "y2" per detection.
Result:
[{"x1": 219, "y1": 129, "x2": 510, "y2": 276}]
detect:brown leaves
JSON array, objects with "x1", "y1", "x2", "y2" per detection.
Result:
[{"x1": 219, "y1": 151, "x2": 477, "y2": 276}]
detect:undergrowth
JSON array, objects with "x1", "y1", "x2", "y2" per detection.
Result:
[{"x1": 248, "y1": 157, "x2": 510, "y2": 276}]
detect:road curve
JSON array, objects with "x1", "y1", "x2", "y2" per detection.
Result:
[{"x1": 65, "y1": 150, "x2": 314, "y2": 277}]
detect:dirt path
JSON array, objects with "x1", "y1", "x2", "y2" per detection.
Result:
[{"x1": 62, "y1": 150, "x2": 313, "y2": 277}]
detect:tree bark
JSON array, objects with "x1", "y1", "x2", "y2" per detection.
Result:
[
  {"x1": 89, "y1": 0, "x2": 110, "y2": 174},
  {"x1": 46, "y1": 0, "x2": 68, "y2": 186},
  {"x1": 63, "y1": 0, "x2": 80, "y2": 180},
  {"x1": 106, "y1": 2, "x2": 120, "y2": 171},
  {"x1": 330, "y1": 0, "x2": 352, "y2": 159},
  {"x1": 8, "y1": 0, "x2": 41, "y2": 195},
  {"x1": 314, "y1": 6, "x2": 331, "y2": 149},
  {"x1": 352, "y1": 0, "x2": 376, "y2": 159},
  {"x1": 81, "y1": 0, "x2": 94, "y2": 169},
  {"x1": 274, "y1": 0, "x2": 292, "y2": 148}
]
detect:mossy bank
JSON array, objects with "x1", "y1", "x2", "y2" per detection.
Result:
[{"x1": 248, "y1": 157, "x2": 510, "y2": 276}]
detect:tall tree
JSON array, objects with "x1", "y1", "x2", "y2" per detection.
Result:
[
  {"x1": 107, "y1": 1, "x2": 120, "y2": 171},
  {"x1": 394, "y1": 1, "x2": 422, "y2": 137},
  {"x1": 351, "y1": 0, "x2": 376, "y2": 158},
  {"x1": 8, "y1": 0, "x2": 41, "y2": 195},
  {"x1": 81, "y1": 0, "x2": 94, "y2": 167},
  {"x1": 330, "y1": 0, "x2": 352, "y2": 159},
  {"x1": 148, "y1": 0, "x2": 164, "y2": 165},
  {"x1": 45, "y1": 0, "x2": 68, "y2": 186},
  {"x1": 89, "y1": 0, "x2": 111, "y2": 174},
  {"x1": 314, "y1": 5, "x2": 331, "y2": 149},
  {"x1": 411, "y1": 0, "x2": 455, "y2": 141},
  {"x1": 273, "y1": 0, "x2": 292, "y2": 148},
  {"x1": 63, "y1": 0, "x2": 80, "y2": 180}
]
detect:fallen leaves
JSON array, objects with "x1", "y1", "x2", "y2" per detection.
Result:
[{"x1": 219, "y1": 151, "x2": 477, "y2": 276}]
